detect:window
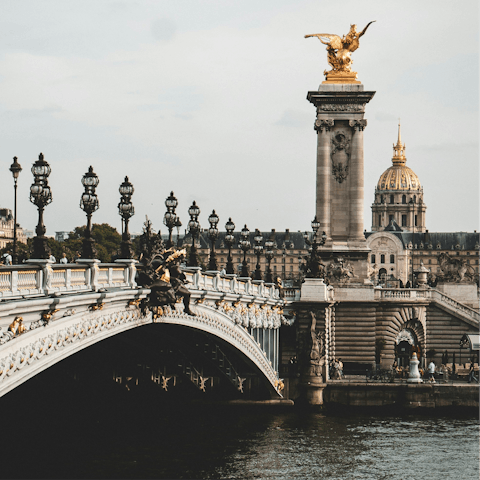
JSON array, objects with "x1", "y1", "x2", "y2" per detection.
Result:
[
  {"x1": 390, "y1": 194, "x2": 394, "y2": 204},
  {"x1": 378, "y1": 215, "x2": 382, "y2": 226},
  {"x1": 371, "y1": 254, "x2": 376, "y2": 264},
  {"x1": 414, "y1": 215, "x2": 418, "y2": 226},
  {"x1": 380, "y1": 254, "x2": 385, "y2": 264},
  {"x1": 290, "y1": 258, "x2": 293, "y2": 263},
  {"x1": 428, "y1": 259, "x2": 432, "y2": 264},
  {"x1": 273, "y1": 266, "x2": 277, "y2": 272},
  {"x1": 401, "y1": 215, "x2": 407, "y2": 226},
  {"x1": 390, "y1": 254, "x2": 395, "y2": 263},
  {"x1": 402, "y1": 195, "x2": 406, "y2": 204},
  {"x1": 290, "y1": 266, "x2": 293, "y2": 272},
  {"x1": 389, "y1": 214, "x2": 394, "y2": 223}
]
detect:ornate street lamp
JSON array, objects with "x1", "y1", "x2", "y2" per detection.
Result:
[
  {"x1": 264, "y1": 237, "x2": 275, "y2": 283},
  {"x1": 80, "y1": 166, "x2": 99, "y2": 259},
  {"x1": 164, "y1": 191, "x2": 178, "y2": 248},
  {"x1": 224, "y1": 217, "x2": 235, "y2": 274},
  {"x1": 118, "y1": 176, "x2": 135, "y2": 258},
  {"x1": 175, "y1": 216, "x2": 182, "y2": 247},
  {"x1": 304, "y1": 215, "x2": 327, "y2": 278},
  {"x1": 239, "y1": 224, "x2": 251, "y2": 277},
  {"x1": 207, "y1": 209, "x2": 219, "y2": 271},
  {"x1": 9, "y1": 156, "x2": 22, "y2": 264},
  {"x1": 187, "y1": 200, "x2": 201, "y2": 267},
  {"x1": 29, "y1": 153, "x2": 52, "y2": 259},
  {"x1": 253, "y1": 229, "x2": 264, "y2": 280}
]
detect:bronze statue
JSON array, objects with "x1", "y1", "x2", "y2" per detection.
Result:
[
  {"x1": 137, "y1": 218, "x2": 194, "y2": 316},
  {"x1": 305, "y1": 22, "x2": 375, "y2": 78}
]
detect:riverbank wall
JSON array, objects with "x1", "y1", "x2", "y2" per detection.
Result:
[{"x1": 322, "y1": 382, "x2": 479, "y2": 409}]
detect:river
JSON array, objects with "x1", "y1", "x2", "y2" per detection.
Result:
[{"x1": 1, "y1": 387, "x2": 478, "y2": 479}]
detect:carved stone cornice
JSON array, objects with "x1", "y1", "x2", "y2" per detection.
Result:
[
  {"x1": 314, "y1": 118, "x2": 334, "y2": 132},
  {"x1": 349, "y1": 119, "x2": 367, "y2": 131},
  {"x1": 318, "y1": 104, "x2": 365, "y2": 112}
]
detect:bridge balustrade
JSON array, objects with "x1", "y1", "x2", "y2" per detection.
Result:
[{"x1": 0, "y1": 260, "x2": 137, "y2": 299}]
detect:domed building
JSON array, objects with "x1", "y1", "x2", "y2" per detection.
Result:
[{"x1": 371, "y1": 123, "x2": 426, "y2": 233}]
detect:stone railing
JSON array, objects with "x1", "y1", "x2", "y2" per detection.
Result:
[
  {"x1": 374, "y1": 287, "x2": 479, "y2": 325},
  {"x1": 183, "y1": 268, "x2": 280, "y2": 301},
  {"x1": 0, "y1": 260, "x2": 137, "y2": 299},
  {"x1": 284, "y1": 287, "x2": 301, "y2": 302},
  {"x1": 374, "y1": 288, "x2": 432, "y2": 301},
  {"x1": 430, "y1": 289, "x2": 479, "y2": 325}
]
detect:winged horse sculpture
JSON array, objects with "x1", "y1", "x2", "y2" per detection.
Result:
[{"x1": 305, "y1": 22, "x2": 375, "y2": 75}]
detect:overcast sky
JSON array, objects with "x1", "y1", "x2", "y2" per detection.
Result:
[{"x1": 0, "y1": 0, "x2": 478, "y2": 237}]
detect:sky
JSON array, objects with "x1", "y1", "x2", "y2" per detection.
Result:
[{"x1": 0, "y1": 0, "x2": 478, "y2": 237}]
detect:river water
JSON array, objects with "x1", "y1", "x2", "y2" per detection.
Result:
[{"x1": 2, "y1": 388, "x2": 478, "y2": 479}]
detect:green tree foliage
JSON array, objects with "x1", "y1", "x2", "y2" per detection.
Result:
[
  {"x1": 65, "y1": 224, "x2": 122, "y2": 263},
  {"x1": 0, "y1": 223, "x2": 122, "y2": 264}
]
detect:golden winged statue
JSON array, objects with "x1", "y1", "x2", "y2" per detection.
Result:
[{"x1": 305, "y1": 21, "x2": 375, "y2": 82}]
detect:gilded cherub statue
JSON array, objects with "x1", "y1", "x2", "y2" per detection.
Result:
[{"x1": 305, "y1": 22, "x2": 375, "y2": 82}]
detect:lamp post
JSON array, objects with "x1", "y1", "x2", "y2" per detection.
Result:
[
  {"x1": 264, "y1": 238, "x2": 275, "y2": 283},
  {"x1": 304, "y1": 215, "x2": 327, "y2": 278},
  {"x1": 224, "y1": 217, "x2": 235, "y2": 274},
  {"x1": 164, "y1": 191, "x2": 178, "y2": 248},
  {"x1": 80, "y1": 166, "x2": 99, "y2": 259},
  {"x1": 175, "y1": 216, "x2": 182, "y2": 247},
  {"x1": 207, "y1": 210, "x2": 219, "y2": 271},
  {"x1": 187, "y1": 201, "x2": 200, "y2": 267},
  {"x1": 9, "y1": 156, "x2": 22, "y2": 264},
  {"x1": 118, "y1": 176, "x2": 135, "y2": 258},
  {"x1": 253, "y1": 229, "x2": 263, "y2": 280},
  {"x1": 29, "y1": 153, "x2": 52, "y2": 259},
  {"x1": 239, "y1": 224, "x2": 251, "y2": 277}
]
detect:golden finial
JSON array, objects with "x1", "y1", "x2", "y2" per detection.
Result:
[{"x1": 392, "y1": 120, "x2": 406, "y2": 166}]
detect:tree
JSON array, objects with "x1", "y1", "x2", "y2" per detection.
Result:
[
  {"x1": 1, "y1": 223, "x2": 122, "y2": 264},
  {"x1": 66, "y1": 224, "x2": 122, "y2": 263}
]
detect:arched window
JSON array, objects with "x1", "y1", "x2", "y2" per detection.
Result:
[
  {"x1": 390, "y1": 254, "x2": 395, "y2": 263},
  {"x1": 371, "y1": 254, "x2": 376, "y2": 264},
  {"x1": 380, "y1": 195, "x2": 384, "y2": 203},
  {"x1": 380, "y1": 254, "x2": 385, "y2": 264},
  {"x1": 390, "y1": 194, "x2": 394, "y2": 204},
  {"x1": 402, "y1": 194, "x2": 406, "y2": 204}
]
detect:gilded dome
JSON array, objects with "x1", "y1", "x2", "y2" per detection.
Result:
[{"x1": 376, "y1": 123, "x2": 421, "y2": 191}]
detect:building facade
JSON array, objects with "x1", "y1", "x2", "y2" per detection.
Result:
[
  {"x1": 365, "y1": 126, "x2": 479, "y2": 292},
  {"x1": 0, "y1": 208, "x2": 26, "y2": 250}
]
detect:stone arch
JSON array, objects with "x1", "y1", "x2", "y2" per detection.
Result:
[
  {"x1": 376, "y1": 306, "x2": 426, "y2": 367},
  {"x1": 0, "y1": 304, "x2": 282, "y2": 398}
]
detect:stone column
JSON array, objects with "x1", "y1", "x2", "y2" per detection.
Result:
[
  {"x1": 315, "y1": 119, "x2": 334, "y2": 239},
  {"x1": 348, "y1": 120, "x2": 367, "y2": 240}
]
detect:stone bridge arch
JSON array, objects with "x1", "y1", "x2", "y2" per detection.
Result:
[{"x1": 0, "y1": 295, "x2": 284, "y2": 398}]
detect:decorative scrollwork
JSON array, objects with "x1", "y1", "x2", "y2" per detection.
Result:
[
  {"x1": 314, "y1": 118, "x2": 334, "y2": 132},
  {"x1": 318, "y1": 104, "x2": 364, "y2": 112},
  {"x1": 349, "y1": 119, "x2": 367, "y2": 131}
]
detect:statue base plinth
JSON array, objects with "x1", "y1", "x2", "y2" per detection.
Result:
[
  {"x1": 322, "y1": 71, "x2": 361, "y2": 84},
  {"x1": 301, "y1": 376, "x2": 326, "y2": 405}
]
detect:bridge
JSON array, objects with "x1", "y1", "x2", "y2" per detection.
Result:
[{"x1": 0, "y1": 261, "x2": 291, "y2": 398}]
